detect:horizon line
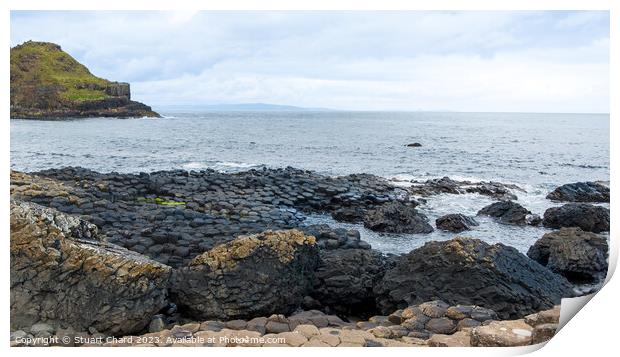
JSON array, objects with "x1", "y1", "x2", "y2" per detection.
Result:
[{"x1": 150, "y1": 104, "x2": 610, "y2": 116}]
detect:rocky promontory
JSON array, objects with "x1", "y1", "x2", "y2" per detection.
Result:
[{"x1": 10, "y1": 41, "x2": 159, "y2": 119}]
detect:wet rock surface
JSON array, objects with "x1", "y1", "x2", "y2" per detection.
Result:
[
  {"x1": 10, "y1": 200, "x2": 171, "y2": 336},
  {"x1": 14, "y1": 167, "x2": 406, "y2": 267},
  {"x1": 171, "y1": 230, "x2": 319, "y2": 320},
  {"x1": 477, "y1": 200, "x2": 540, "y2": 226},
  {"x1": 542, "y1": 203, "x2": 610, "y2": 233},
  {"x1": 408, "y1": 177, "x2": 521, "y2": 200},
  {"x1": 527, "y1": 227, "x2": 608, "y2": 283},
  {"x1": 435, "y1": 213, "x2": 479, "y2": 232},
  {"x1": 547, "y1": 181, "x2": 609, "y2": 203},
  {"x1": 374, "y1": 237, "x2": 572, "y2": 319},
  {"x1": 363, "y1": 202, "x2": 434, "y2": 233}
]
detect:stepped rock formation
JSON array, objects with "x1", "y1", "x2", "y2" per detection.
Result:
[
  {"x1": 10, "y1": 41, "x2": 159, "y2": 118},
  {"x1": 10, "y1": 200, "x2": 171, "y2": 335}
]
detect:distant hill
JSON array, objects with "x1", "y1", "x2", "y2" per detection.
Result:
[
  {"x1": 10, "y1": 41, "x2": 159, "y2": 119},
  {"x1": 159, "y1": 103, "x2": 334, "y2": 112}
]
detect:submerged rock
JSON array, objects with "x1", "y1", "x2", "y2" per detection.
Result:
[
  {"x1": 374, "y1": 237, "x2": 572, "y2": 319},
  {"x1": 171, "y1": 229, "x2": 320, "y2": 320},
  {"x1": 477, "y1": 200, "x2": 538, "y2": 226},
  {"x1": 542, "y1": 203, "x2": 609, "y2": 233},
  {"x1": 10, "y1": 200, "x2": 171, "y2": 335},
  {"x1": 547, "y1": 182, "x2": 609, "y2": 203},
  {"x1": 527, "y1": 227, "x2": 608, "y2": 283},
  {"x1": 435, "y1": 213, "x2": 479, "y2": 232},
  {"x1": 363, "y1": 202, "x2": 434, "y2": 234}
]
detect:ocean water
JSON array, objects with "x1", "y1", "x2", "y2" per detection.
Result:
[{"x1": 10, "y1": 111, "x2": 610, "y2": 254}]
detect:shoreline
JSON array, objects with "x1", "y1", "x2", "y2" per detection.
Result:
[{"x1": 10, "y1": 166, "x2": 609, "y2": 347}]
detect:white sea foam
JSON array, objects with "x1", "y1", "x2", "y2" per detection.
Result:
[
  {"x1": 216, "y1": 161, "x2": 257, "y2": 169},
  {"x1": 181, "y1": 162, "x2": 207, "y2": 170}
]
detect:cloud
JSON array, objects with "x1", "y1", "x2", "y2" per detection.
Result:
[{"x1": 10, "y1": 11, "x2": 609, "y2": 112}]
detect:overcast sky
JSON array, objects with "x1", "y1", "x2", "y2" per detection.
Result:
[{"x1": 10, "y1": 11, "x2": 609, "y2": 113}]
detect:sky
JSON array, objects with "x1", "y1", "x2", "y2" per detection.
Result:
[{"x1": 10, "y1": 11, "x2": 610, "y2": 113}]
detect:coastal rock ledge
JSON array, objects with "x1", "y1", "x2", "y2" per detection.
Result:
[
  {"x1": 10, "y1": 41, "x2": 159, "y2": 119},
  {"x1": 10, "y1": 200, "x2": 171, "y2": 336}
]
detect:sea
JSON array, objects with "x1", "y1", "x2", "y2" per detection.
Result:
[{"x1": 10, "y1": 111, "x2": 610, "y2": 255}]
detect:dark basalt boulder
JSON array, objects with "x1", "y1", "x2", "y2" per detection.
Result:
[
  {"x1": 331, "y1": 206, "x2": 366, "y2": 223},
  {"x1": 374, "y1": 237, "x2": 573, "y2": 319},
  {"x1": 311, "y1": 248, "x2": 389, "y2": 316},
  {"x1": 301, "y1": 224, "x2": 370, "y2": 250},
  {"x1": 547, "y1": 182, "x2": 609, "y2": 203},
  {"x1": 410, "y1": 177, "x2": 461, "y2": 195},
  {"x1": 435, "y1": 213, "x2": 479, "y2": 232},
  {"x1": 171, "y1": 230, "x2": 320, "y2": 320},
  {"x1": 406, "y1": 143, "x2": 422, "y2": 147},
  {"x1": 408, "y1": 177, "x2": 520, "y2": 200},
  {"x1": 363, "y1": 202, "x2": 434, "y2": 234},
  {"x1": 527, "y1": 228, "x2": 608, "y2": 283},
  {"x1": 477, "y1": 201, "x2": 540, "y2": 226},
  {"x1": 10, "y1": 200, "x2": 171, "y2": 336},
  {"x1": 542, "y1": 203, "x2": 609, "y2": 233},
  {"x1": 465, "y1": 182, "x2": 518, "y2": 201}
]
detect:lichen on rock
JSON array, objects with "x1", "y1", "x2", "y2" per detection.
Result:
[
  {"x1": 172, "y1": 229, "x2": 320, "y2": 320},
  {"x1": 10, "y1": 199, "x2": 171, "y2": 336},
  {"x1": 191, "y1": 229, "x2": 316, "y2": 270}
]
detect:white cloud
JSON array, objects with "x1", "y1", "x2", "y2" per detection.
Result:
[{"x1": 10, "y1": 11, "x2": 609, "y2": 112}]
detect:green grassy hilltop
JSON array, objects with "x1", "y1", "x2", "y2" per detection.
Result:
[{"x1": 10, "y1": 41, "x2": 159, "y2": 119}]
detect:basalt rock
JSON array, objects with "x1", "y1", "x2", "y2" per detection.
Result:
[
  {"x1": 301, "y1": 224, "x2": 370, "y2": 250},
  {"x1": 477, "y1": 201, "x2": 539, "y2": 226},
  {"x1": 374, "y1": 237, "x2": 572, "y2": 319},
  {"x1": 13, "y1": 167, "x2": 404, "y2": 268},
  {"x1": 542, "y1": 203, "x2": 609, "y2": 233},
  {"x1": 435, "y1": 213, "x2": 479, "y2": 232},
  {"x1": 171, "y1": 230, "x2": 320, "y2": 320},
  {"x1": 331, "y1": 206, "x2": 366, "y2": 223},
  {"x1": 311, "y1": 248, "x2": 389, "y2": 316},
  {"x1": 10, "y1": 200, "x2": 171, "y2": 335},
  {"x1": 547, "y1": 182, "x2": 610, "y2": 203},
  {"x1": 408, "y1": 177, "x2": 520, "y2": 200},
  {"x1": 527, "y1": 228, "x2": 608, "y2": 283},
  {"x1": 363, "y1": 202, "x2": 434, "y2": 234}
]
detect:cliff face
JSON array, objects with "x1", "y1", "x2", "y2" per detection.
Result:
[{"x1": 10, "y1": 41, "x2": 160, "y2": 119}]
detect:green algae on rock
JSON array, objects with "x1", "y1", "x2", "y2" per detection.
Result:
[{"x1": 10, "y1": 41, "x2": 160, "y2": 119}]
